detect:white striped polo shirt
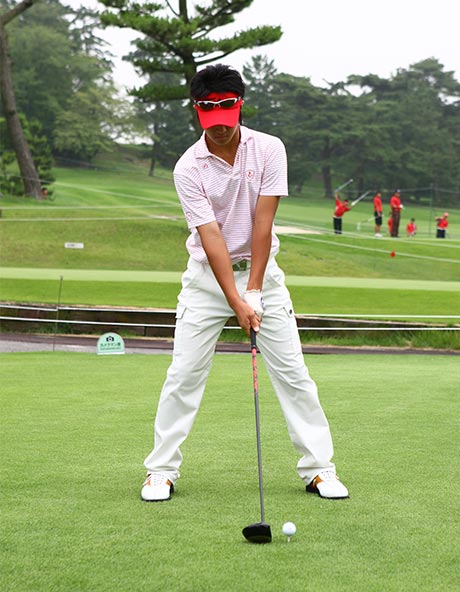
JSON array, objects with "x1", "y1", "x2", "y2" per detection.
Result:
[{"x1": 173, "y1": 125, "x2": 289, "y2": 263}]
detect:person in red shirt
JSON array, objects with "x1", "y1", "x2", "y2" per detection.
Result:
[
  {"x1": 435, "y1": 212, "x2": 449, "y2": 238},
  {"x1": 373, "y1": 192, "x2": 383, "y2": 237},
  {"x1": 406, "y1": 218, "x2": 417, "y2": 237},
  {"x1": 389, "y1": 190, "x2": 403, "y2": 237},
  {"x1": 333, "y1": 193, "x2": 352, "y2": 234},
  {"x1": 387, "y1": 214, "x2": 393, "y2": 236}
]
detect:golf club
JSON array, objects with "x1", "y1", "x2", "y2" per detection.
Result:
[
  {"x1": 356, "y1": 216, "x2": 375, "y2": 231},
  {"x1": 334, "y1": 178, "x2": 354, "y2": 193},
  {"x1": 351, "y1": 190, "x2": 370, "y2": 207},
  {"x1": 242, "y1": 328, "x2": 272, "y2": 544}
]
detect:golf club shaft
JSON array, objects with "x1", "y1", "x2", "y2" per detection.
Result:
[
  {"x1": 351, "y1": 190, "x2": 370, "y2": 207},
  {"x1": 250, "y1": 328, "x2": 265, "y2": 524},
  {"x1": 334, "y1": 178, "x2": 354, "y2": 193}
]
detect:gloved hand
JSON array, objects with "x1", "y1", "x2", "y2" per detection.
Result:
[{"x1": 244, "y1": 289, "x2": 265, "y2": 319}]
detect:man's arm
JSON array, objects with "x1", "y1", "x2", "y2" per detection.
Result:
[
  {"x1": 247, "y1": 196, "x2": 280, "y2": 291},
  {"x1": 197, "y1": 221, "x2": 260, "y2": 335}
]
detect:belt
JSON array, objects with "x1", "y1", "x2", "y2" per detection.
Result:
[{"x1": 232, "y1": 259, "x2": 249, "y2": 272}]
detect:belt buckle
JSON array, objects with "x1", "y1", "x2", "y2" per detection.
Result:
[{"x1": 232, "y1": 260, "x2": 248, "y2": 272}]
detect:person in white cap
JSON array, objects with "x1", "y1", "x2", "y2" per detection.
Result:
[{"x1": 141, "y1": 64, "x2": 349, "y2": 503}]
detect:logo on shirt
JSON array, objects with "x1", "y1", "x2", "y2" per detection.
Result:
[{"x1": 246, "y1": 169, "x2": 255, "y2": 180}]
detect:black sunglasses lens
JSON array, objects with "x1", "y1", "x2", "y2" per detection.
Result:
[
  {"x1": 220, "y1": 99, "x2": 238, "y2": 109},
  {"x1": 197, "y1": 102, "x2": 214, "y2": 111}
]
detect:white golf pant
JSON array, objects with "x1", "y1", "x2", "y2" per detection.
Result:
[{"x1": 144, "y1": 257, "x2": 335, "y2": 484}]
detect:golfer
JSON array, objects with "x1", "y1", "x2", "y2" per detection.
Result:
[
  {"x1": 435, "y1": 212, "x2": 449, "y2": 238},
  {"x1": 373, "y1": 192, "x2": 383, "y2": 237},
  {"x1": 141, "y1": 64, "x2": 349, "y2": 502},
  {"x1": 333, "y1": 193, "x2": 352, "y2": 234},
  {"x1": 390, "y1": 190, "x2": 403, "y2": 237}
]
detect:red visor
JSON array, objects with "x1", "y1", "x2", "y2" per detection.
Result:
[{"x1": 194, "y1": 92, "x2": 243, "y2": 129}]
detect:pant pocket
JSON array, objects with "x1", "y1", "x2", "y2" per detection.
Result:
[
  {"x1": 181, "y1": 258, "x2": 206, "y2": 290},
  {"x1": 263, "y1": 258, "x2": 286, "y2": 289}
]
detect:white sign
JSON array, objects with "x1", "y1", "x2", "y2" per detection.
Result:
[
  {"x1": 65, "y1": 242, "x2": 84, "y2": 249},
  {"x1": 97, "y1": 332, "x2": 125, "y2": 355}
]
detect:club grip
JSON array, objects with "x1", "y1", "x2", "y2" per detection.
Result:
[{"x1": 250, "y1": 327, "x2": 257, "y2": 350}]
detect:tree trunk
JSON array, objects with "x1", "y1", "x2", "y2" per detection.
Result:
[
  {"x1": 149, "y1": 142, "x2": 156, "y2": 177},
  {"x1": 185, "y1": 64, "x2": 201, "y2": 137},
  {"x1": 0, "y1": 1, "x2": 42, "y2": 199},
  {"x1": 322, "y1": 165, "x2": 333, "y2": 198}
]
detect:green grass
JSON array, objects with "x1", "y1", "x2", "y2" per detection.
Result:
[
  {"x1": 1, "y1": 352, "x2": 459, "y2": 591},
  {"x1": 1, "y1": 156, "x2": 459, "y2": 349},
  {"x1": 276, "y1": 233, "x2": 460, "y2": 281},
  {"x1": 2, "y1": 277, "x2": 460, "y2": 317},
  {"x1": 2, "y1": 275, "x2": 459, "y2": 349},
  {"x1": 1, "y1": 163, "x2": 459, "y2": 280}
]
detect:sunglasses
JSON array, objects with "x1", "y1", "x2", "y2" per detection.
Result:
[{"x1": 194, "y1": 97, "x2": 242, "y2": 111}]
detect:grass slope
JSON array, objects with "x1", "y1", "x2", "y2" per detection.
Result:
[
  {"x1": 1, "y1": 352, "x2": 459, "y2": 592},
  {"x1": 0, "y1": 163, "x2": 459, "y2": 281},
  {"x1": 1, "y1": 157, "x2": 459, "y2": 347}
]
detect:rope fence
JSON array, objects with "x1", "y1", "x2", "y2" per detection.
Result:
[{"x1": 1, "y1": 303, "x2": 459, "y2": 332}]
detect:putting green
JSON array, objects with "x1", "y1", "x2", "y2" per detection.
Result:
[{"x1": 1, "y1": 266, "x2": 460, "y2": 292}]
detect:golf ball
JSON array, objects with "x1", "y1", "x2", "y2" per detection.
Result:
[{"x1": 282, "y1": 521, "x2": 296, "y2": 537}]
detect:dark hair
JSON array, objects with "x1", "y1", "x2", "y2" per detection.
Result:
[{"x1": 190, "y1": 64, "x2": 245, "y2": 100}]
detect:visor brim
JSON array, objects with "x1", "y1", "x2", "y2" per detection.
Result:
[{"x1": 196, "y1": 105, "x2": 241, "y2": 129}]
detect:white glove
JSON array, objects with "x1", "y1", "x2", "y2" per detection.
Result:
[{"x1": 244, "y1": 289, "x2": 265, "y2": 319}]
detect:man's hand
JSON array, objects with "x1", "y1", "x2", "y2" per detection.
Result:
[
  {"x1": 233, "y1": 299, "x2": 261, "y2": 336},
  {"x1": 244, "y1": 289, "x2": 265, "y2": 319}
]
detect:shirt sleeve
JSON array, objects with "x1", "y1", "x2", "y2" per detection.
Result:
[
  {"x1": 260, "y1": 137, "x2": 289, "y2": 197},
  {"x1": 174, "y1": 170, "x2": 216, "y2": 230}
]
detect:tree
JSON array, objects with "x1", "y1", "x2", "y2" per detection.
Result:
[
  {"x1": 347, "y1": 59, "x2": 460, "y2": 194},
  {"x1": 131, "y1": 71, "x2": 195, "y2": 175},
  {"x1": 245, "y1": 56, "x2": 460, "y2": 199},
  {"x1": 99, "y1": 0, "x2": 282, "y2": 133},
  {"x1": 0, "y1": 0, "x2": 42, "y2": 199},
  {"x1": 270, "y1": 73, "x2": 325, "y2": 194},
  {"x1": 7, "y1": 0, "x2": 123, "y2": 163},
  {"x1": 53, "y1": 84, "x2": 118, "y2": 163},
  {"x1": 242, "y1": 54, "x2": 278, "y2": 132}
]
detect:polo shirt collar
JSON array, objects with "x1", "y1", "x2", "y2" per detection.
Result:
[{"x1": 195, "y1": 125, "x2": 252, "y2": 158}]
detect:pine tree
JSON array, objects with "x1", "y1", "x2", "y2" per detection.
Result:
[{"x1": 99, "y1": 0, "x2": 282, "y2": 132}]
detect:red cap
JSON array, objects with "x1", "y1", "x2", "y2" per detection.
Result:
[{"x1": 194, "y1": 92, "x2": 243, "y2": 129}]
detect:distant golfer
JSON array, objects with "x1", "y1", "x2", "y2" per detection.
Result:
[
  {"x1": 390, "y1": 190, "x2": 403, "y2": 237},
  {"x1": 406, "y1": 218, "x2": 417, "y2": 237},
  {"x1": 373, "y1": 192, "x2": 383, "y2": 237},
  {"x1": 387, "y1": 213, "x2": 393, "y2": 236},
  {"x1": 333, "y1": 193, "x2": 352, "y2": 234},
  {"x1": 435, "y1": 212, "x2": 449, "y2": 238},
  {"x1": 141, "y1": 64, "x2": 349, "y2": 503}
]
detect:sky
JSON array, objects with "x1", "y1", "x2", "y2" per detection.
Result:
[{"x1": 67, "y1": 0, "x2": 460, "y2": 91}]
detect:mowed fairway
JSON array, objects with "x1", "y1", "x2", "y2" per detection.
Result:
[
  {"x1": 1, "y1": 352, "x2": 459, "y2": 592},
  {"x1": 1, "y1": 268, "x2": 459, "y2": 316}
]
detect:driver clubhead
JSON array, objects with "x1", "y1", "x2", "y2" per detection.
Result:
[{"x1": 242, "y1": 522, "x2": 272, "y2": 544}]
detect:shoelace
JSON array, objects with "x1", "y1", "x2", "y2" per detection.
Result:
[
  {"x1": 317, "y1": 470, "x2": 338, "y2": 482},
  {"x1": 146, "y1": 473, "x2": 169, "y2": 486}
]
